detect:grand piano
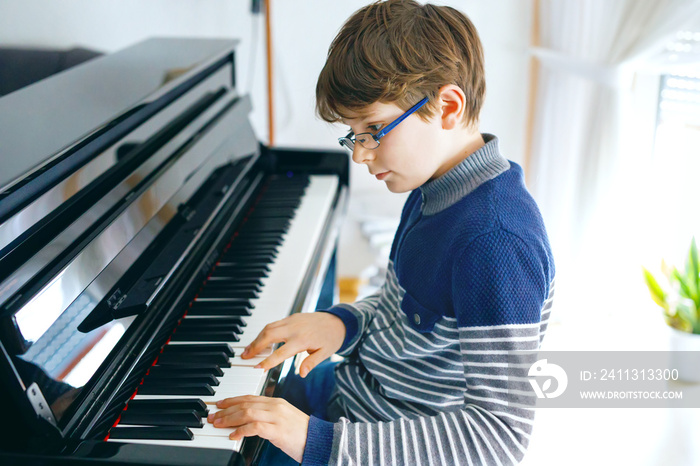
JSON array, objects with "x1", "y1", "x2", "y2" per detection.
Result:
[{"x1": 0, "y1": 38, "x2": 348, "y2": 465}]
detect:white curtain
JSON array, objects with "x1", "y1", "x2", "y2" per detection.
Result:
[{"x1": 527, "y1": 0, "x2": 700, "y2": 338}]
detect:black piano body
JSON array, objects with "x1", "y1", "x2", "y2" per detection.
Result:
[{"x1": 0, "y1": 38, "x2": 348, "y2": 465}]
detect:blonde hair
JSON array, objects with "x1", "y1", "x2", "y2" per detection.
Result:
[{"x1": 316, "y1": 0, "x2": 485, "y2": 126}]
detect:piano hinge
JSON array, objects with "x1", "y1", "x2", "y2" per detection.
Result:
[
  {"x1": 26, "y1": 382, "x2": 58, "y2": 428},
  {"x1": 178, "y1": 204, "x2": 196, "y2": 222},
  {"x1": 107, "y1": 288, "x2": 127, "y2": 311}
]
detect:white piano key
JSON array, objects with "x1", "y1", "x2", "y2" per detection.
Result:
[
  {"x1": 133, "y1": 381, "x2": 260, "y2": 401},
  {"x1": 226, "y1": 355, "x2": 268, "y2": 367},
  {"x1": 110, "y1": 436, "x2": 242, "y2": 451}
]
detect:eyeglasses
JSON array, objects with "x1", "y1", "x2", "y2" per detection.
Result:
[{"x1": 338, "y1": 97, "x2": 429, "y2": 153}]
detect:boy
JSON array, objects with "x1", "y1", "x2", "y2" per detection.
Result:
[{"x1": 208, "y1": 1, "x2": 555, "y2": 464}]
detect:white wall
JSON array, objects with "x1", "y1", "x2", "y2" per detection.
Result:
[{"x1": 0, "y1": 0, "x2": 532, "y2": 277}]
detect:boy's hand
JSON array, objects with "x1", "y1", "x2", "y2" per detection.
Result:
[
  {"x1": 241, "y1": 312, "x2": 345, "y2": 377},
  {"x1": 208, "y1": 395, "x2": 309, "y2": 463}
]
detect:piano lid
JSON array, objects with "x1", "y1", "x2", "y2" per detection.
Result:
[
  {"x1": 0, "y1": 37, "x2": 259, "y2": 354},
  {"x1": 0, "y1": 37, "x2": 238, "y2": 198}
]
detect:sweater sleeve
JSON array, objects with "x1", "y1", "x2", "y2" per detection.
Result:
[
  {"x1": 315, "y1": 231, "x2": 552, "y2": 465},
  {"x1": 319, "y1": 288, "x2": 382, "y2": 355}
]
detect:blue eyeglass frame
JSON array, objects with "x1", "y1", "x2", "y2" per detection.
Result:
[{"x1": 338, "y1": 96, "x2": 429, "y2": 152}]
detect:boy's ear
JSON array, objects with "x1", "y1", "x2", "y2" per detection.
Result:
[{"x1": 437, "y1": 85, "x2": 466, "y2": 130}]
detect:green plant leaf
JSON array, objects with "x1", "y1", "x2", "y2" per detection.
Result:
[
  {"x1": 643, "y1": 268, "x2": 668, "y2": 310},
  {"x1": 673, "y1": 267, "x2": 694, "y2": 300},
  {"x1": 688, "y1": 237, "x2": 700, "y2": 307}
]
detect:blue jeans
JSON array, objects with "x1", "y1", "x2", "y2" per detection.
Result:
[{"x1": 256, "y1": 360, "x2": 339, "y2": 465}]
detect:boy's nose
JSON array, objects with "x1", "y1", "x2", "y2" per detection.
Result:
[{"x1": 352, "y1": 145, "x2": 375, "y2": 165}]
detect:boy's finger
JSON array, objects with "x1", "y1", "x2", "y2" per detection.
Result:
[
  {"x1": 214, "y1": 394, "x2": 262, "y2": 409},
  {"x1": 299, "y1": 350, "x2": 329, "y2": 378},
  {"x1": 255, "y1": 342, "x2": 299, "y2": 371},
  {"x1": 229, "y1": 421, "x2": 273, "y2": 441},
  {"x1": 243, "y1": 325, "x2": 286, "y2": 358},
  {"x1": 214, "y1": 410, "x2": 276, "y2": 429}
]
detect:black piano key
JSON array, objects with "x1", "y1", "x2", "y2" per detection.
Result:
[
  {"x1": 175, "y1": 324, "x2": 244, "y2": 335},
  {"x1": 174, "y1": 324, "x2": 242, "y2": 335},
  {"x1": 190, "y1": 299, "x2": 254, "y2": 310},
  {"x1": 214, "y1": 262, "x2": 272, "y2": 270},
  {"x1": 237, "y1": 226, "x2": 288, "y2": 235},
  {"x1": 207, "y1": 272, "x2": 268, "y2": 282},
  {"x1": 179, "y1": 317, "x2": 247, "y2": 328},
  {"x1": 254, "y1": 205, "x2": 299, "y2": 212},
  {"x1": 126, "y1": 399, "x2": 208, "y2": 416},
  {"x1": 218, "y1": 255, "x2": 275, "y2": 265},
  {"x1": 147, "y1": 365, "x2": 224, "y2": 378},
  {"x1": 218, "y1": 258, "x2": 275, "y2": 268},
  {"x1": 239, "y1": 214, "x2": 290, "y2": 223},
  {"x1": 259, "y1": 189, "x2": 304, "y2": 197},
  {"x1": 221, "y1": 248, "x2": 279, "y2": 261},
  {"x1": 207, "y1": 273, "x2": 267, "y2": 282},
  {"x1": 144, "y1": 374, "x2": 220, "y2": 386},
  {"x1": 228, "y1": 241, "x2": 280, "y2": 249},
  {"x1": 137, "y1": 382, "x2": 215, "y2": 396},
  {"x1": 146, "y1": 368, "x2": 222, "y2": 379},
  {"x1": 110, "y1": 426, "x2": 194, "y2": 440},
  {"x1": 201, "y1": 285, "x2": 261, "y2": 295},
  {"x1": 156, "y1": 351, "x2": 232, "y2": 366},
  {"x1": 239, "y1": 230, "x2": 288, "y2": 238},
  {"x1": 264, "y1": 189, "x2": 306, "y2": 195},
  {"x1": 205, "y1": 276, "x2": 263, "y2": 286},
  {"x1": 202, "y1": 280, "x2": 263, "y2": 293},
  {"x1": 224, "y1": 245, "x2": 279, "y2": 254},
  {"x1": 172, "y1": 323, "x2": 244, "y2": 335},
  {"x1": 229, "y1": 239, "x2": 283, "y2": 249},
  {"x1": 158, "y1": 354, "x2": 234, "y2": 368},
  {"x1": 201, "y1": 283, "x2": 262, "y2": 294},
  {"x1": 251, "y1": 208, "x2": 295, "y2": 217},
  {"x1": 222, "y1": 249, "x2": 278, "y2": 259},
  {"x1": 224, "y1": 248, "x2": 278, "y2": 256},
  {"x1": 177, "y1": 323, "x2": 246, "y2": 334},
  {"x1": 187, "y1": 304, "x2": 252, "y2": 317},
  {"x1": 197, "y1": 289, "x2": 258, "y2": 300},
  {"x1": 249, "y1": 214, "x2": 293, "y2": 221},
  {"x1": 169, "y1": 331, "x2": 240, "y2": 342},
  {"x1": 199, "y1": 284, "x2": 260, "y2": 295},
  {"x1": 162, "y1": 342, "x2": 235, "y2": 356},
  {"x1": 194, "y1": 296, "x2": 251, "y2": 305},
  {"x1": 150, "y1": 361, "x2": 225, "y2": 373},
  {"x1": 231, "y1": 242, "x2": 284, "y2": 252},
  {"x1": 119, "y1": 409, "x2": 203, "y2": 428},
  {"x1": 240, "y1": 218, "x2": 290, "y2": 229},
  {"x1": 235, "y1": 231, "x2": 287, "y2": 240},
  {"x1": 266, "y1": 180, "x2": 308, "y2": 188},
  {"x1": 229, "y1": 238, "x2": 283, "y2": 246},
  {"x1": 209, "y1": 268, "x2": 269, "y2": 278}
]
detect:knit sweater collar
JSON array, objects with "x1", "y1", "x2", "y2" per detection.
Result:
[{"x1": 419, "y1": 133, "x2": 510, "y2": 215}]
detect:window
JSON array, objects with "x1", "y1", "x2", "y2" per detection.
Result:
[{"x1": 651, "y1": 30, "x2": 700, "y2": 263}]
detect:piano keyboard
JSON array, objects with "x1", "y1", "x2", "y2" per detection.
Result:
[{"x1": 107, "y1": 173, "x2": 339, "y2": 451}]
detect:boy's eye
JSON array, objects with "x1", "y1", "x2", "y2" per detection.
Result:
[
  {"x1": 356, "y1": 134, "x2": 372, "y2": 144},
  {"x1": 368, "y1": 124, "x2": 383, "y2": 132}
]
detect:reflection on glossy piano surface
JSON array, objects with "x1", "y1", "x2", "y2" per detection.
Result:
[{"x1": 0, "y1": 38, "x2": 348, "y2": 465}]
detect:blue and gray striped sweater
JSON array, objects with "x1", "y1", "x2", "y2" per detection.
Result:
[{"x1": 305, "y1": 134, "x2": 555, "y2": 465}]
